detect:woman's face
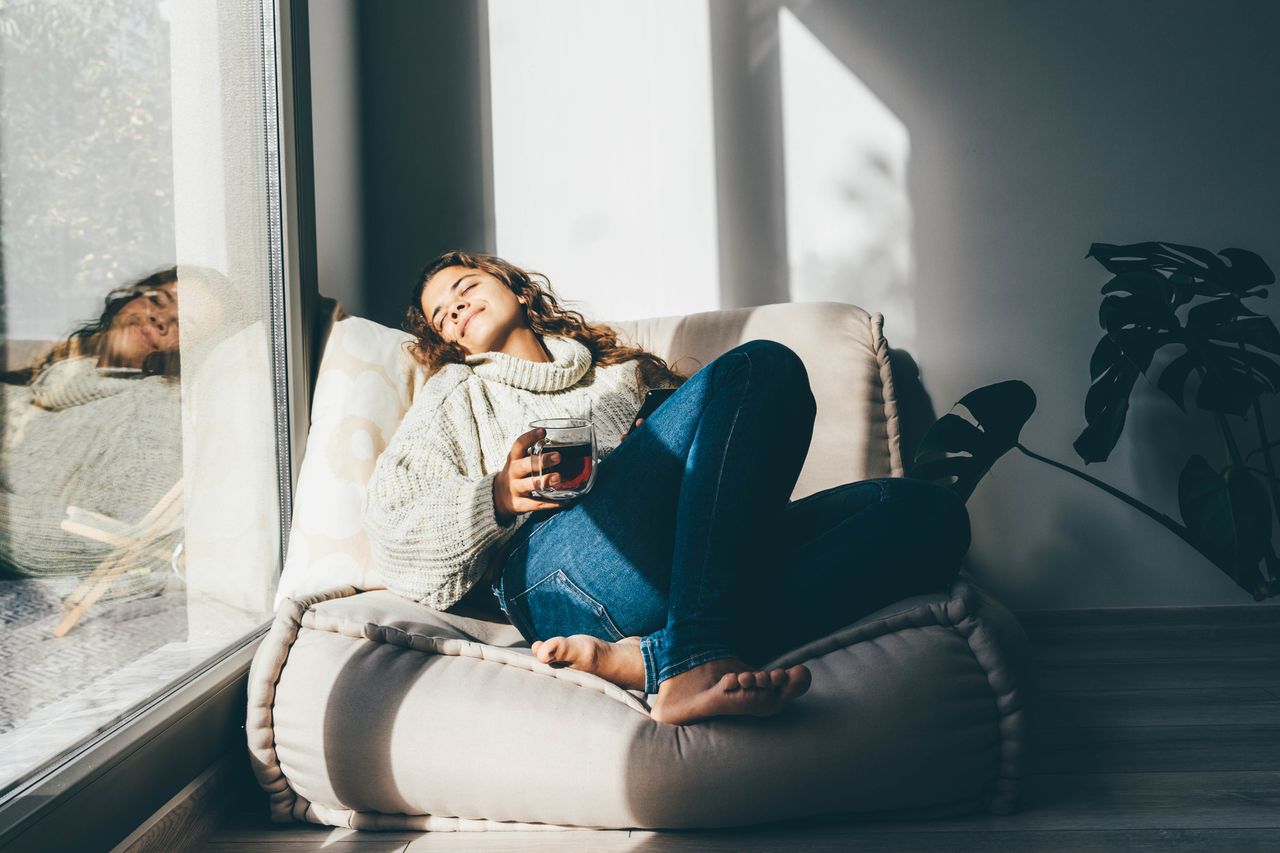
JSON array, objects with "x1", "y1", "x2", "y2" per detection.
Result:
[
  {"x1": 421, "y1": 265, "x2": 528, "y2": 356},
  {"x1": 103, "y1": 281, "x2": 180, "y2": 369}
]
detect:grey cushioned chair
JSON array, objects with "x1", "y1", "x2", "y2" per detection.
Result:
[{"x1": 245, "y1": 301, "x2": 1039, "y2": 832}]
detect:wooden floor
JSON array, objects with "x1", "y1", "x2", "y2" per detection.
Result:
[{"x1": 200, "y1": 606, "x2": 1280, "y2": 852}]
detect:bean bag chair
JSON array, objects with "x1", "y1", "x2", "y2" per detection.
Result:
[{"x1": 245, "y1": 301, "x2": 1038, "y2": 831}]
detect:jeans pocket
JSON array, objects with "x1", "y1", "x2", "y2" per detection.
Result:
[{"x1": 509, "y1": 568, "x2": 625, "y2": 644}]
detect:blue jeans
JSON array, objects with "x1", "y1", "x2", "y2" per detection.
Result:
[{"x1": 492, "y1": 339, "x2": 971, "y2": 695}]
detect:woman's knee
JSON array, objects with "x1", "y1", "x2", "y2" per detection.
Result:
[
  {"x1": 888, "y1": 477, "x2": 972, "y2": 567},
  {"x1": 923, "y1": 481, "x2": 971, "y2": 572},
  {"x1": 727, "y1": 339, "x2": 815, "y2": 410}
]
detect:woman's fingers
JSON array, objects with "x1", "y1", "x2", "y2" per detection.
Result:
[
  {"x1": 517, "y1": 450, "x2": 560, "y2": 479},
  {"x1": 517, "y1": 471, "x2": 559, "y2": 493},
  {"x1": 509, "y1": 427, "x2": 545, "y2": 461},
  {"x1": 515, "y1": 497, "x2": 568, "y2": 513},
  {"x1": 619, "y1": 417, "x2": 645, "y2": 442},
  {"x1": 513, "y1": 474, "x2": 567, "y2": 512}
]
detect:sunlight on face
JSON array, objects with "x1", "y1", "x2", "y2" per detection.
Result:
[
  {"x1": 103, "y1": 282, "x2": 180, "y2": 369},
  {"x1": 421, "y1": 266, "x2": 528, "y2": 356}
]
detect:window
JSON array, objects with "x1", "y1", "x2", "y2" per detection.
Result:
[{"x1": 0, "y1": 0, "x2": 302, "y2": 811}]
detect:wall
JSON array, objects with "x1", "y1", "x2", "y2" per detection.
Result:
[
  {"x1": 310, "y1": 0, "x2": 491, "y2": 328},
  {"x1": 771, "y1": 0, "x2": 1280, "y2": 609},
  {"x1": 307, "y1": 0, "x2": 362, "y2": 319},
  {"x1": 309, "y1": 0, "x2": 1280, "y2": 609}
]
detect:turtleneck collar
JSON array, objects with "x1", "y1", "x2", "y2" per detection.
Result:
[
  {"x1": 464, "y1": 334, "x2": 592, "y2": 392},
  {"x1": 29, "y1": 356, "x2": 145, "y2": 411}
]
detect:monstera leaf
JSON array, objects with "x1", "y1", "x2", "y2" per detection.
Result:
[
  {"x1": 910, "y1": 381, "x2": 1036, "y2": 502},
  {"x1": 1178, "y1": 455, "x2": 1272, "y2": 600},
  {"x1": 1076, "y1": 242, "x2": 1280, "y2": 464}
]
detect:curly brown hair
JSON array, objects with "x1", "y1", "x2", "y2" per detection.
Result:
[
  {"x1": 404, "y1": 251, "x2": 699, "y2": 390},
  {"x1": 1, "y1": 267, "x2": 183, "y2": 386}
]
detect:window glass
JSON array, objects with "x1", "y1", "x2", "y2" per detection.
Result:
[{"x1": 0, "y1": 0, "x2": 284, "y2": 794}]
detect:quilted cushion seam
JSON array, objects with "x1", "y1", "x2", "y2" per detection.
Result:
[{"x1": 948, "y1": 581, "x2": 1026, "y2": 815}]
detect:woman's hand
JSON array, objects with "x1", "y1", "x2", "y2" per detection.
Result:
[
  {"x1": 619, "y1": 417, "x2": 644, "y2": 443},
  {"x1": 493, "y1": 427, "x2": 570, "y2": 524}
]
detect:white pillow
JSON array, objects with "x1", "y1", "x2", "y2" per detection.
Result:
[{"x1": 274, "y1": 317, "x2": 430, "y2": 609}]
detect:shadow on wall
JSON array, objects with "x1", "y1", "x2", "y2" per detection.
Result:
[
  {"x1": 710, "y1": 0, "x2": 938, "y2": 499},
  {"x1": 351, "y1": 1, "x2": 492, "y2": 329},
  {"x1": 710, "y1": 1, "x2": 917, "y2": 356}
]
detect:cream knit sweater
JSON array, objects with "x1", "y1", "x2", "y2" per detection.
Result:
[
  {"x1": 0, "y1": 357, "x2": 183, "y2": 601},
  {"x1": 362, "y1": 334, "x2": 651, "y2": 611}
]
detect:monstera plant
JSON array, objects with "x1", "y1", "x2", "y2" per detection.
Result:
[{"x1": 911, "y1": 241, "x2": 1280, "y2": 601}]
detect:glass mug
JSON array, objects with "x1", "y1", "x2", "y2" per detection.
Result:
[{"x1": 528, "y1": 417, "x2": 598, "y2": 501}]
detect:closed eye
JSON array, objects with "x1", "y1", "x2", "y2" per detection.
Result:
[{"x1": 434, "y1": 282, "x2": 478, "y2": 329}]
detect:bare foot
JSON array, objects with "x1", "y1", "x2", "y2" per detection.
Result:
[
  {"x1": 531, "y1": 635, "x2": 645, "y2": 691},
  {"x1": 649, "y1": 657, "x2": 812, "y2": 726}
]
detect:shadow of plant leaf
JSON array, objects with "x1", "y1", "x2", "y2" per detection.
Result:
[{"x1": 909, "y1": 380, "x2": 1036, "y2": 503}]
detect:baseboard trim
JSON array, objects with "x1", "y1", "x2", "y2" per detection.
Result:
[{"x1": 111, "y1": 750, "x2": 244, "y2": 853}]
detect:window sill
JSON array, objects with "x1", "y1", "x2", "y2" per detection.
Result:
[{"x1": 0, "y1": 624, "x2": 268, "y2": 852}]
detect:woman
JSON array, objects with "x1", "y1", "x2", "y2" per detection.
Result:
[
  {"x1": 0, "y1": 268, "x2": 185, "y2": 602},
  {"x1": 364, "y1": 251, "x2": 972, "y2": 727}
]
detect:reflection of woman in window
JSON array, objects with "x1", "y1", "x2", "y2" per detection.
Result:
[
  {"x1": 364, "y1": 251, "x2": 971, "y2": 726},
  {"x1": 0, "y1": 268, "x2": 184, "y2": 602}
]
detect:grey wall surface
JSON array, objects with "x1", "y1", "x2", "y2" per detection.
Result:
[
  {"x1": 769, "y1": 0, "x2": 1280, "y2": 609},
  {"x1": 308, "y1": 0, "x2": 362, "y2": 319},
  {"x1": 311, "y1": 0, "x2": 491, "y2": 329}
]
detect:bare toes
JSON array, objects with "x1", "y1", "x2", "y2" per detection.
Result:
[
  {"x1": 780, "y1": 665, "x2": 812, "y2": 701},
  {"x1": 719, "y1": 672, "x2": 743, "y2": 693},
  {"x1": 768, "y1": 669, "x2": 787, "y2": 689},
  {"x1": 536, "y1": 637, "x2": 563, "y2": 664}
]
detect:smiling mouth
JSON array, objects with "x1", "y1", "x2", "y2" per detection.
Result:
[{"x1": 461, "y1": 309, "x2": 482, "y2": 336}]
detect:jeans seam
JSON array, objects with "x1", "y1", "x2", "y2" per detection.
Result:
[
  {"x1": 510, "y1": 569, "x2": 626, "y2": 644},
  {"x1": 642, "y1": 638, "x2": 659, "y2": 696},
  {"x1": 790, "y1": 480, "x2": 888, "y2": 552},
  {"x1": 693, "y1": 353, "x2": 749, "y2": 613},
  {"x1": 655, "y1": 648, "x2": 738, "y2": 685},
  {"x1": 555, "y1": 571, "x2": 626, "y2": 641}
]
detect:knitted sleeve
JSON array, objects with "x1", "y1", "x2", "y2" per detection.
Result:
[
  {"x1": 0, "y1": 491, "x2": 112, "y2": 575},
  {"x1": 0, "y1": 380, "x2": 183, "y2": 598},
  {"x1": 362, "y1": 369, "x2": 523, "y2": 611}
]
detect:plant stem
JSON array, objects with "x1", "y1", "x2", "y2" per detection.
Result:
[{"x1": 1014, "y1": 441, "x2": 1196, "y2": 547}]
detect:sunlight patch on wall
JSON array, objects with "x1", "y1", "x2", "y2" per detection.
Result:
[
  {"x1": 487, "y1": 0, "x2": 719, "y2": 323},
  {"x1": 778, "y1": 7, "x2": 916, "y2": 349}
]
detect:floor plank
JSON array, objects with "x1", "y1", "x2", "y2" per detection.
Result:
[
  {"x1": 1034, "y1": 657, "x2": 1280, "y2": 692},
  {"x1": 391, "y1": 827, "x2": 1280, "y2": 852},
  {"x1": 1030, "y1": 724, "x2": 1280, "y2": 773},
  {"x1": 857, "y1": 771, "x2": 1280, "y2": 832},
  {"x1": 1015, "y1": 605, "x2": 1280, "y2": 629},
  {"x1": 1028, "y1": 687, "x2": 1280, "y2": 728},
  {"x1": 1029, "y1": 635, "x2": 1280, "y2": 662},
  {"x1": 204, "y1": 840, "x2": 407, "y2": 845}
]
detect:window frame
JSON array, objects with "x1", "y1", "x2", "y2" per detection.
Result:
[{"x1": 0, "y1": 0, "x2": 318, "y2": 848}]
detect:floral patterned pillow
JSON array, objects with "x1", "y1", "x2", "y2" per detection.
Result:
[{"x1": 273, "y1": 316, "x2": 430, "y2": 609}]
